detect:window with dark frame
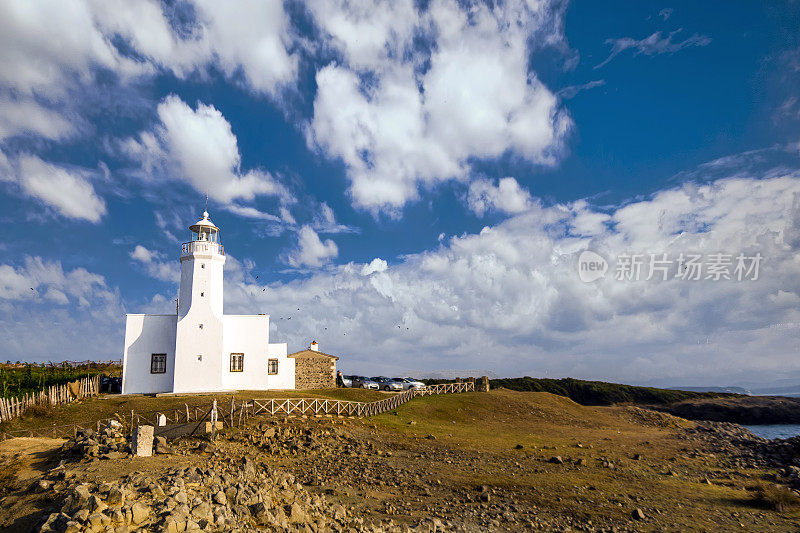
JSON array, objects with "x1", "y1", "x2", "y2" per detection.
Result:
[
  {"x1": 150, "y1": 353, "x2": 166, "y2": 374},
  {"x1": 230, "y1": 353, "x2": 244, "y2": 372},
  {"x1": 268, "y1": 359, "x2": 278, "y2": 375}
]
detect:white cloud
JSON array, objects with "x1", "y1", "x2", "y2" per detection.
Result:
[
  {"x1": 312, "y1": 202, "x2": 357, "y2": 234},
  {"x1": 557, "y1": 80, "x2": 606, "y2": 100},
  {"x1": 595, "y1": 29, "x2": 711, "y2": 69},
  {"x1": 285, "y1": 226, "x2": 339, "y2": 268},
  {"x1": 0, "y1": 256, "x2": 123, "y2": 363},
  {"x1": 0, "y1": 0, "x2": 298, "y2": 163},
  {"x1": 468, "y1": 177, "x2": 534, "y2": 216},
  {"x1": 222, "y1": 169, "x2": 800, "y2": 384},
  {"x1": 307, "y1": 0, "x2": 571, "y2": 214},
  {"x1": 361, "y1": 258, "x2": 388, "y2": 276},
  {"x1": 16, "y1": 155, "x2": 106, "y2": 222},
  {"x1": 125, "y1": 95, "x2": 292, "y2": 206},
  {"x1": 130, "y1": 245, "x2": 179, "y2": 283},
  {"x1": 0, "y1": 0, "x2": 297, "y2": 98},
  {"x1": 0, "y1": 0, "x2": 145, "y2": 97},
  {"x1": 307, "y1": 0, "x2": 418, "y2": 71},
  {"x1": 0, "y1": 264, "x2": 34, "y2": 300},
  {"x1": 0, "y1": 95, "x2": 75, "y2": 141},
  {"x1": 0, "y1": 256, "x2": 113, "y2": 305},
  {"x1": 188, "y1": 0, "x2": 298, "y2": 94}
]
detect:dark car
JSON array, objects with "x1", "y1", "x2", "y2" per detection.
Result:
[{"x1": 100, "y1": 375, "x2": 122, "y2": 393}]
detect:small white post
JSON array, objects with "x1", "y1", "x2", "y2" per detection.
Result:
[{"x1": 210, "y1": 399, "x2": 218, "y2": 441}]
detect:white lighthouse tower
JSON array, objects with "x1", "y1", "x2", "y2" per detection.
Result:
[
  {"x1": 173, "y1": 211, "x2": 226, "y2": 392},
  {"x1": 121, "y1": 210, "x2": 294, "y2": 394}
]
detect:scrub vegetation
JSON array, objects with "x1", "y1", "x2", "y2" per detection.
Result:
[
  {"x1": 424, "y1": 377, "x2": 734, "y2": 406},
  {"x1": 0, "y1": 362, "x2": 120, "y2": 399}
]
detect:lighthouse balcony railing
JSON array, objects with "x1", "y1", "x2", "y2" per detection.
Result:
[{"x1": 181, "y1": 241, "x2": 224, "y2": 257}]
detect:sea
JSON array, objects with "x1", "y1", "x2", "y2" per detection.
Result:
[{"x1": 742, "y1": 424, "x2": 800, "y2": 440}]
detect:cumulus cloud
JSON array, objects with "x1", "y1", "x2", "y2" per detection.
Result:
[
  {"x1": 467, "y1": 177, "x2": 534, "y2": 216},
  {"x1": 15, "y1": 155, "x2": 106, "y2": 222},
  {"x1": 0, "y1": 256, "x2": 123, "y2": 362},
  {"x1": 284, "y1": 226, "x2": 339, "y2": 268},
  {"x1": 361, "y1": 258, "x2": 388, "y2": 276},
  {"x1": 595, "y1": 29, "x2": 711, "y2": 69},
  {"x1": 307, "y1": 0, "x2": 572, "y2": 214},
  {"x1": 0, "y1": 0, "x2": 297, "y2": 98},
  {"x1": 222, "y1": 169, "x2": 800, "y2": 384},
  {"x1": 124, "y1": 95, "x2": 292, "y2": 206},
  {"x1": 130, "y1": 245, "x2": 179, "y2": 283},
  {"x1": 0, "y1": 256, "x2": 114, "y2": 306},
  {"x1": 0, "y1": 0, "x2": 299, "y2": 187}
]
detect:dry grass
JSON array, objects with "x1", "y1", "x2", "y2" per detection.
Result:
[
  {"x1": 753, "y1": 481, "x2": 800, "y2": 512},
  {"x1": 368, "y1": 389, "x2": 800, "y2": 530}
]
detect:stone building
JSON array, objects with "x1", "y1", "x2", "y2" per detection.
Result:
[{"x1": 288, "y1": 341, "x2": 339, "y2": 389}]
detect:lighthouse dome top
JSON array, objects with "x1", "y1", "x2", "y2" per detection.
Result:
[{"x1": 189, "y1": 211, "x2": 219, "y2": 233}]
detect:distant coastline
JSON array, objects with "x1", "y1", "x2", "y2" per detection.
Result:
[{"x1": 425, "y1": 377, "x2": 800, "y2": 425}]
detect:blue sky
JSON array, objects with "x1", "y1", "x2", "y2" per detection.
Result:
[{"x1": 1, "y1": 0, "x2": 799, "y2": 387}]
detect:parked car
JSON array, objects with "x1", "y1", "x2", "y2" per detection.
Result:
[
  {"x1": 350, "y1": 376, "x2": 379, "y2": 390},
  {"x1": 340, "y1": 374, "x2": 353, "y2": 387},
  {"x1": 391, "y1": 377, "x2": 425, "y2": 391},
  {"x1": 371, "y1": 376, "x2": 403, "y2": 392},
  {"x1": 100, "y1": 375, "x2": 122, "y2": 393}
]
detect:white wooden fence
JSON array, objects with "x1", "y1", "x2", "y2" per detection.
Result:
[
  {"x1": 243, "y1": 381, "x2": 475, "y2": 420},
  {"x1": 0, "y1": 380, "x2": 479, "y2": 441},
  {"x1": 0, "y1": 375, "x2": 99, "y2": 424}
]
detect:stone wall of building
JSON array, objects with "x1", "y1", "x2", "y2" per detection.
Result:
[{"x1": 294, "y1": 354, "x2": 336, "y2": 389}]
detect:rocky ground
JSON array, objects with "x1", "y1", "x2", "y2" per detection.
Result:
[
  {"x1": 2, "y1": 390, "x2": 800, "y2": 532},
  {"x1": 686, "y1": 420, "x2": 800, "y2": 487}
]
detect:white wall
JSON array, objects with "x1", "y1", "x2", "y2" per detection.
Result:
[
  {"x1": 268, "y1": 342, "x2": 294, "y2": 390},
  {"x1": 222, "y1": 315, "x2": 268, "y2": 390},
  {"x1": 220, "y1": 315, "x2": 295, "y2": 390},
  {"x1": 122, "y1": 314, "x2": 177, "y2": 394}
]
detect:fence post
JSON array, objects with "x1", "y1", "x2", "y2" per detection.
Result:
[{"x1": 210, "y1": 399, "x2": 218, "y2": 440}]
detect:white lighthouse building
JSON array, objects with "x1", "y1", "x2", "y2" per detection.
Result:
[{"x1": 121, "y1": 211, "x2": 294, "y2": 394}]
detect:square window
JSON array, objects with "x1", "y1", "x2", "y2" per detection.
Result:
[
  {"x1": 201, "y1": 264, "x2": 205, "y2": 269},
  {"x1": 199, "y1": 323, "x2": 203, "y2": 329},
  {"x1": 268, "y1": 359, "x2": 279, "y2": 375},
  {"x1": 150, "y1": 354, "x2": 166, "y2": 374},
  {"x1": 200, "y1": 292, "x2": 204, "y2": 297},
  {"x1": 230, "y1": 353, "x2": 244, "y2": 372},
  {"x1": 197, "y1": 354, "x2": 202, "y2": 361}
]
